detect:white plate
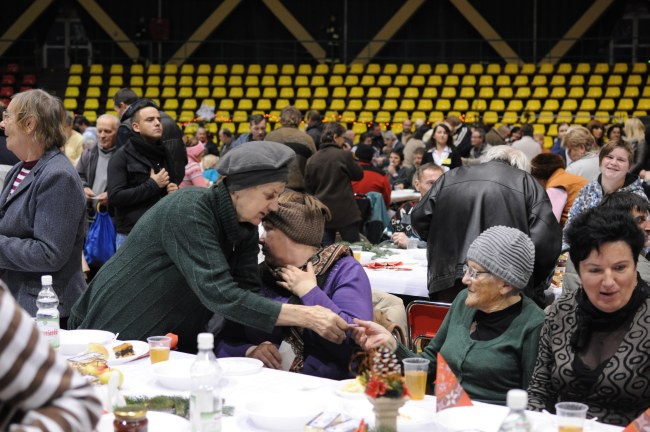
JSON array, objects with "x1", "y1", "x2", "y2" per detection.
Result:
[
  {"x1": 107, "y1": 340, "x2": 149, "y2": 366},
  {"x1": 334, "y1": 379, "x2": 365, "y2": 399},
  {"x1": 218, "y1": 357, "x2": 263, "y2": 376},
  {"x1": 59, "y1": 329, "x2": 116, "y2": 356},
  {"x1": 152, "y1": 359, "x2": 194, "y2": 390},
  {"x1": 434, "y1": 405, "x2": 508, "y2": 432},
  {"x1": 245, "y1": 393, "x2": 321, "y2": 431},
  {"x1": 97, "y1": 411, "x2": 189, "y2": 432}
]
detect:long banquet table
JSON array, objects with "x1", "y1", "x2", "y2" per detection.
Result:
[
  {"x1": 105, "y1": 351, "x2": 623, "y2": 432},
  {"x1": 363, "y1": 248, "x2": 429, "y2": 298}
]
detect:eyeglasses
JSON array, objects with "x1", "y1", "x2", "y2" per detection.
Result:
[
  {"x1": 2, "y1": 111, "x2": 20, "y2": 121},
  {"x1": 463, "y1": 263, "x2": 491, "y2": 281}
]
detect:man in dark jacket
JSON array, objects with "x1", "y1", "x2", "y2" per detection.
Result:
[
  {"x1": 113, "y1": 88, "x2": 187, "y2": 183},
  {"x1": 412, "y1": 146, "x2": 561, "y2": 307},
  {"x1": 107, "y1": 99, "x2": 179, "y2": 248}
]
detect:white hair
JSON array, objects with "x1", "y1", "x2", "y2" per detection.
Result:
[{"x1": 482, "y1": 146, "x2": 531, "y2": 172}]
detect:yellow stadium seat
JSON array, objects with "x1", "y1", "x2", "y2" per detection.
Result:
[
  {"x1": 520, "y1": 64, "x2": 535, "y2": 75},
  {"x1": 598, "y1": 99, "x2": 615, "y2": 111},
  {"x1": 89, "y1": 64, "x2": 103, "y2": 75},
  {"x1": 464, "y1": 111, "x2": 480, "y2": 123},
  {"x1": 538, "y1": 63, "x2": 554, "y2": 75},
  {"x1": 469, "y1": 64, "x2": 484, "y2": 75},
  {"x1": 471, "y1": 99, "x2": 487, "y2": 111},
  {"x1": 606, "y1": 87, "x2": 622, "y2": 98},
  {"x1": 178, "y1": 87, "x2": 193, "y2": 98},
  {"x1": 244, "y1": 76, "x2": 259, "y2": 87},
  {"x1": 513, "y1": 75, "x2": 528, "y2": 87},
  {"x1": 260, "y1": 76, "x2": 276, "y2": 87},
  {"x1": 451, "y1": 64, "x2": 466, "y2": 75},
  {"x1": 211, "y1": 87, "x2": 226, "y2": 98},
  {"x1": 580, "y1": 99, "x2": 596, "y2": 111},
  {"x1": 587, "y1": 75, "x2": 603, "y2": 86},
  {"x1": 633, "y1": 63, "x2": 648, "y2": 74},
  {"x1": 358, "y1": 111, "x2": 374, "y2": 123},
  {"x1": 483, "y1": 111, "x2": 499, "y2": 124},
  {"x1": 399, "y1": 64, "x2": 414, "y2": 75},
  {"x1": 194, "y1": 76, "x2": 209, "y2": 87},
  {"x1": 400, "y1": 99, "x2": 416, "y2": 111},
  {"x1": 568, "y1": 87, "x2": 584, "y2": 99},
  {"x1": 69, "y1": 64, "x2": 83, "y2": 75},
  {"x1": 634, "y1": 110, "x2": 648, "y2": 117},
  {"x1": 428, "y1": 111, "x2": 445, "y2": 123},
  {"x1": 84, "y1": 98, "x2": 99, "y2": 110},
  {"x1": 574, "y1": 63, "x2": 590, "y2": 74},
  {"x1": 343, "y1": 75, "x2": 359, "y2": 86},
  {"x1": 163, "y1": 99, "x2": 179, "y2": 111},
  {"x1": 574, "y1": 111, "x2": 591, "y2": 124},
  {"x1": 444, "y1": 75, "x2": 459, "y2": 87},
  {"x1": 514, "y1": 87, "x2": 530, "y2": 99},
  {"x1": 214, "y1": 110, "x2": 230, "y2": 122},
  {"x1": 525, "y1": 100, "x2": 542, "y2": 112},
  {"x1": 417, "y1": 99, "x2": 433, "y2": 111},
  {"x1": 63, "y1": 98, "x2": 77, "y2": 111},
  {"x1": 363, "y1": 99, "x2": 379, "y2": 111},
  {"x1": 385, "y1": 87, "x2": 401, "y2": 99},
  {"x1": 586, "y1": 87, "x2": 602, "y2": 99},
  {"x1": 331, "y1": 64, "x2": 346, "y2": 75},
  {"x1": 461, "y1": 75, "x2": 476, "y2": 87},
  {"x1": 341, "y1": 111, "x2": 356, "y2": 122},
  {"x1": 65, "y1": 87, "x2": 79, "y2": 98},
  {"x1": 231, "y1": 64, "x2": 245, "y2": 75},
  {"x1": 130, "y1": 75, "x2": 144, "y2": 86},
  {"x1": 506, "y1": 100, "x2": 523, "y2": 112},
  {"x1": 532, "y1": 87, "x2": 548, "y2": 99},
  {"x1": 478, "y1": 87, "x2": 494, "y2": 99},
  {"x1": 161, "y1": 75, "x2": 175, "y2": 86},
  {"x1": 109, "y1": 64, "x2": 123, "y2": 75},
  {"x1": 427, "y1": 75, "x2": 442, "y2": 86},
  {"x1": 486, "y1": 64, "x2": 501, "y2": 75},
  {"x1": 453, "y1": 99, "x2": 469, "y2": 111},
  {"x1": 409, "y1": 75, "x2": 425, "y2": 86},
  {"x1": 381, "y1": 99, "x2": 398, "y2": 111},
  {"x1": 479, "y1": 75, "x2": 494, "y2": 86},
  {"x1": 533, "y1": 124, "x2": 546, "y2": 135},
  {"x1": 611, "y1": 63, "x2": 627, "y2": 74},
  {"x1": 295, "y1": 64, "x2": 311, "y2": 75},
  {"x1": 434, "y1": 99, "x2": 450, "y2": 111},
  {"x1": 82, "y1": 111, "x2": 97, "y2": 123},
  {"x1": 366, "y1": 87, "x2": 381, "y2": 99},
  {"x1": 382, "y1": 64, "x2": 398, "y2": 75},
  {"x1": 504, "y1": 64, "x2": 518, "y2": 75},
  {"x1": 459, "y1": 87, "x2": 475, "y2": 99},
  {"x1": 259, "y1": 88, "x2": 276, "y2": 99},
  {"x1": 176, "y1": 76, "x2": 191, "y2": 86},
  {"x1": 531, "y1": 76, "x2": 547, "y2": 87},
  {"x1": 593, "y1": 63, "x2": 608, "y2": 74},
  {"x1": 404, "y1": 87, "x2": 419, "y2": 99},
  {"x1": 237, "y1": 99, "x2": 253, "y2": 111},
  {"x1": 560, "y1": 99, "x2": 577, "y2": 111},
  {"x1": 245, "y1": 87, "x2": 260, "y2": 99},
  {"x1": 346, "y1": 99, "x2": 362, "y2": 111},
  {"x1": 179, "y1": 64, "x2": 194, "y2": 76},
  {"x1": 163, "y1": 64, "x2": 177, "y2": 75},
  {"x1": 314, "y1": 87, "x2": 328, "y2": 98},
  {"x1": 568, "y1": 75, "x2": 584, "y2": 86},
  {"x1": 279, "y1": 87, "x2": 294, "y2": 99},
  {"x1": 88, "y1": 76, "x2": 102, "y2": 86},
  {"x1": 550, "y1": 87, "x2": 566, "y2": 99},
  {"x1": 638, "y1": 99, "x2": 650, "y2": 110},
  {"x1": 228, "y1": 76, "x2": 243, "y2": 87},
  {"x1": 555, "y1": 63, "x2": 571, "y2": 75},
  {"x1": 196, "y1": 64, "x2": 211, "y2": 75},
  {"x1": 375, "y1": 111, "x2": 391, "y2": 123},
  {"x1": 496, "y1": 75, "x2": 511, "y2": 86},
  {"x1": 377, "y1": 75, "x2": 392, "y2": 86},
  {"x1": 502, "y1": 111, "x2": 518, "y2": 123},
  {"x1": 330, "y1": 99, "x2": 346, "y2": 111},
  {"x1": 85, "y1": 86, "x2": 100, "y2": 98},
  {"x1": 434, "y1": 64, "x2": 449, "y2": 75},
  {"x1": 211, "y1": 76, "x2": 226, "y2": 87},
  {"x1": 347, "y1": 64, "x2": 363, "y2": 75},
  {"x1": 629, "y1": 87, "x2": 643, "y2": 98},
  {"x1": 550, "y1": 75, "x2": 566, "y2": 87},
  {"x1": 331, "y1": 86, "x2": 346, "y2": 98},
  {"x1": 229, "y1": 87, "x2": 243, "y2": 99},
  {"x1": 394, "y1": 75, "x2": 409, "y2": 86},
  {"x1": 162, "y1": 87, "x2": 176, "y2": 98},
  {"x1": 278, "y1": 65, "x2": 294, "y2": 75},
  {"x1": 274, "y1": 98, "x2": 290, "y2": 110},
  {"x1": 146, "y1": 64, "x2": 161, "y2": 75},
  {"x1": 182, "y1": 99, "x2": 198, "y2": 110},
  {"x1": 422, "y1": 87, "x2": 437, "y2": 99},
  {"x1": 131, "y1": 87, "x2": 143, "y2": 97},
  {"x1": 608, "y1": 75, "x2": 623, "y2": 87},
  {"x1": 213, "y1": 65, "x2": 228, "y2": 75},
  {"x1": 441, "y1": 87, "x2": 457, "y2": 99},
  {"x1": 489, "y1": 100, "x2": 505, "y2": 111},
  {"x1": 628, "y1": 75, "x2": 642, "y2": 86},
  {"x1": 352, "y1": 123, "x2": 367, "y2": 135},
  {"x1": 245, "y1": 64, "x2": 260, "y2": 75},
  {"x1": 538, "y1": 111, "x2": 554, "y2": 124},
  {"x1": 416, "y1": 64, "x2": 432, "y2": 75},
  {"x1": 311, "y1": 99, "x2": 326, "y2": 111},
  {"x1": 498, "y1": 87, "x2": 514, "y2": 99}
]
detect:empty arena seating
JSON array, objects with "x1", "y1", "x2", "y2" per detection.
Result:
[{"x1": 61, "y1": 62, "x2": 650, "y2": 144}]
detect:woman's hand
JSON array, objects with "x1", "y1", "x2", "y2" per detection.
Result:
[
  {"x1": 387, "y1": 164, "x2": 397, "y2": 175},
  {"x1": 277, "y1": 262, "x2": 316, "y2": 297},
  {"x1": 391, "y1": 232, "x2": 409, "y2": 249},
  {"x1": 247, "y1": 342, "x2": 282, "y2": 369},
  {"x1": 351, "y1": 318, "x2": 397, "y2": 352}
]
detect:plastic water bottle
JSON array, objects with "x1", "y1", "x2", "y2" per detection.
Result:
[
  {"x1": 36, "y1": 275, "x2": 60, "y2": 350},
  {"x1": 498, "y1": 389, "x2": 531, "y2": 432},
  {"x1": 190, "y1": 333, "x2": 222, "y2": 432}
]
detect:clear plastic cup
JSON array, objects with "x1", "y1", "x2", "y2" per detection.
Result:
[
  {"x1": 402, "y1": 358, "x2": 429, "y2": 400},
  {"x1": 147, "y1": 336, "x2": 171, "y2": 364},
  {"x1": 555, "y1": 402, "x2": 589, "y2": 432}
]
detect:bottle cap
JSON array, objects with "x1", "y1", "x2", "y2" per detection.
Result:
[
  {"x1": 197, "y1": 332, "x2": 214, "y2": 349},
  {"x1": 506, "y1": 389, "x2": 527, "y2": 410},
  {"x1": 41, "y1": 275, "x2": 52, "y2": 286}
]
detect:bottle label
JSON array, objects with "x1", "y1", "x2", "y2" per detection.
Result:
[
  {"x1": 190, "y1": 391, "x2": 221, "y2": 432},
  {"x1": 36, "y1": 318, "x2": 60, "y2": 349}
]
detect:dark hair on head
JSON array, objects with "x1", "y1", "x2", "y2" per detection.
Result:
[
  {"x1": 113, "y1": 88, "x2": 138, "y2": 106},
  {"x1": 73, "y1": 115, "x2": 90, "y2": 127},
  {"x1": 521, "y1": 123, "x2": 534, "y2": 137},
  {"x1": 598, "y1": 139, "x2": 634, "y2": 165},
  {"x1": 412, "y1": 123, "x2": 431, "y2": 140},
  {"x1": 473, "y1": 128, "x2": 486, "y2": 142},
  {"x1": 530, "y1": 153, "x2": 565, "y2": 180},
  {"x1": 279, "y1": 106, "x2": 302, "y2": 127},
  {"x1": 219, "y1": 128, "x2": 232, "y2": 138},
  {"x1": 599, "y1": 191, "x2": 650, "y2": 214},
  {"x1": 431, "y1": 123, "x2": 456, "y2": 151},
  {"x1": 606, "y1": 123, "x2": 625, "y2": 140},
  {"x1": 249, "y1": 113, "x2": 266, "y2": 125},
  {"x1": 413, "y1": 147, "x2": 427, "y2": 156},
  {"x1": 510, "y1": 126, "x2": 521, "y2": 135},
  {"x1": 321, "y1": 122, "x2": 345, "y2": 143},
  {"x1": 566, "y1": 206, "x2": 644, "y2": 273},
  {"x1": 390, "y1": 149, "x2": 404, "y2": 162},
  {"x1": 307, "y1": 110, "x2": 321, "y2": 122}
]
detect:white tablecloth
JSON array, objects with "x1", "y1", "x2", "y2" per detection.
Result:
[
  {"x1": 363, "y1": 248, "x2": 429, "y2": 298},
  {"x1": 391, "y1": 189, "x2": 421, "y2": 204},
  {"x1": 110, "y1": 352, "x2": 623, "y2": 432}
]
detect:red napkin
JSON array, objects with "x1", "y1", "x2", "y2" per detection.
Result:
[
  {"x1": 623, "y1": 408, "x2": 650, "y2": 432},
  {"x1": 366, "y1": 261, "x2": 405, "y2": 269},
  {"x1": 435, "y1": 353, "x2": 473, "y2": 412}
]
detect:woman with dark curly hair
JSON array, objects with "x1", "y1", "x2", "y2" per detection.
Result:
[{"x1": 422, "y1": 122, "x2": 462, "y2": 171}]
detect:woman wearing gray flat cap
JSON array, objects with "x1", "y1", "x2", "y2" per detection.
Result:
[
  {"x1": 351, "y1": 226, "x2": 544, "y2": 405},
  {"x1": 69, "y1": 141, "x2": 349, "y2": 353}
]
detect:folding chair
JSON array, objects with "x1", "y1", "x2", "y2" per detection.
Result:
[{"x1": 406, "y1": 301, "x2": 451, "y2": 352}]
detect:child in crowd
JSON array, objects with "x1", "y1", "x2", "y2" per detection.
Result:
[{"x1": 202, "y1": 154, "x2": 219, "y2": 185}]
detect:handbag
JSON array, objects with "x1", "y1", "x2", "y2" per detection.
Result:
[{"x1": 84, "y1": 205, "x2": 116, "y2": 266}]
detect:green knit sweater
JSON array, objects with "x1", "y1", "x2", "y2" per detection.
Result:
[
  {"x1": 69, "y1": 184, "x2": 281, "y2": 353},
  {"x1": 396, "y1": 289, "x2": 543, "y2": 405}
]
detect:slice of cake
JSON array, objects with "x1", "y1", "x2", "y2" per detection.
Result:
[{"x1": 113, "y1": 342, "x2": 135, "y2": 358}]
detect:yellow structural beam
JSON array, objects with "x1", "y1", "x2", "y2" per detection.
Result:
[
  {"x1": 0, "y1": 0, "x2": 54, "y2": 57},
  {"x1": 540, "y1": 0, "x2": 616, "y2": 65},
  {"x1": 168, "y1": 0, "x2": 242, "y2": 65},
  {"x1": 77, "y1": 0, "x2": 139, "y2": 61},
  {"x1": 449, "y1": 0, "x2": 521, "y2": 64},
  {"x1": 353, "y1": 0, "x2": 425, "y2": 65},
  {"x1": 262, "y1": 0, "x2": 327, "y2": 63}
]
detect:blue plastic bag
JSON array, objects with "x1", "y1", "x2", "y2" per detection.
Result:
[{"x1": 84, "y1": 209, "x2": 116, "y2": 266}]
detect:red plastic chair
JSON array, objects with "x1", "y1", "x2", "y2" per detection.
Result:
[
  {"x1": 22, "y1": 74, "x2": 36, "y2": 86},
  {"x1": 1, "y1": 75, "x2": 15, "y2": 86},
  {"x1": 0, "y1": 86, "x2": 14, "y2": 98},
  {"x1": 406, "y1": 300, "x2": 451, "y2": 352}
]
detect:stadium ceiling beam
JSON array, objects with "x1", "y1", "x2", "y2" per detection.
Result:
[
  {"x1": 76, "y1": 0, "x2": 139, "y2": 61},
  {"x1": 262, "y1": 0, "x2": 327, "y2": 63},
  {"x1": 0, "y1": 0, "x2": 54, "y2": 57},
  {"x1": 168, "y1": 0, "x2": 242, "y2": 65},
  {"x1": 539, "y1": 0, "x2": 615, "y2": 65},
  {"x1": 352, "y1": 0, "x2": 425, "y2": 66},
  {"x1": 449, "y1": 0, "x2": 522, "y2": 64}
]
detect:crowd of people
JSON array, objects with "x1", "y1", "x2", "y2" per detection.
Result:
[{"x1": 0, "y1": 86, "x2": 649, "y2": 430}]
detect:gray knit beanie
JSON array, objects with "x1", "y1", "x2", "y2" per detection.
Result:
[{"x1": 465, "y1": 226, "x2": 535, "y2": 290}]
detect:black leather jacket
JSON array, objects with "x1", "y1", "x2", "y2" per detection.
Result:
[{"x1": 412, "y1": 160, "x2": 561, "y2": 307}]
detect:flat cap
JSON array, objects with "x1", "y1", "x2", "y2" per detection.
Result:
[{"x1": 217, "y1": 141, "x2": 295, "y2": 191}]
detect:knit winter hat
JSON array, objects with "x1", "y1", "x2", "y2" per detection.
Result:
[
  {"x1": 355, "y1": 144, "x2": 375, "y2": 163},
  {"x1": 186, "y1": 142, "x2": 205, "y2": 162},
  {"x1": 217, "y1": 141, "x2": 295, "y2": 191},
  {"x1": 465, "y1": 226, "x2": 535, "y2": 290},
  {"x1": 264, "y1": 192, "x2": 331, "y2": 247}
]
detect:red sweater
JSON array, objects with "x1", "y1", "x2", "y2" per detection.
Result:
[{"x1": 352, "y1": 163, "x2": 392, "y2": 206}]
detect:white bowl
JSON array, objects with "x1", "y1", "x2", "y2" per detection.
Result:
[
  {"x1": 151, "y1": 358, "x2": 193, "y2": 390},
  {"x1": 59, "y1": 329, "x2": 115, "y2": 356},
  {"x1": 245, "y1": 393, "x2": 321, "y2": 431},
  {"x1": 359, "y1": 251, "x2": 375, "y2": 265}
]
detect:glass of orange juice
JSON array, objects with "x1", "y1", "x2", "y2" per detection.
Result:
[
  {"x1": 555, "y1": 402, "x2": 588, "y2": 432},
  {"x1": 147, "y1": 336, "x2": 171, "y2": 364},
  {"x1": 402, "y1": 358, "x2": 430, "y2": 400},
  {"x1": 350, "y1": 245, "x2": 363, "y2": 262}
]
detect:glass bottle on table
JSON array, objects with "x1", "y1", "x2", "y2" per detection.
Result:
[
  {"x1": 36, "y1": 275, "x2": 60, "y2": 350},
  {"x1": 190, "y1": 333, "x2": 223, "y2": 432},
  {"x1": 498, "y1": 389, "x2": 531, "y2": 432}
]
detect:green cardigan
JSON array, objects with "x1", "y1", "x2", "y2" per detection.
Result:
[
  {"x1": 69, "y1": 184, "x2": 281, "y2": 353},
  {"x1": 396, "y1": 289, "x2": 543, "y2": 405}
]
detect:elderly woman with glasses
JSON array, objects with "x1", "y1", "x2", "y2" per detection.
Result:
[
  {"x1": 352, "y1": 226, "x2": 544, "y2": 405},
  {"x1": 0, "y1": 89, "x2": 86, "y2": 325}
]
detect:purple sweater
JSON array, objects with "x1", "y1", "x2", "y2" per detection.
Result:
[{"x1": 215, "y1": 256, "x2": 373, "y2": 379}]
